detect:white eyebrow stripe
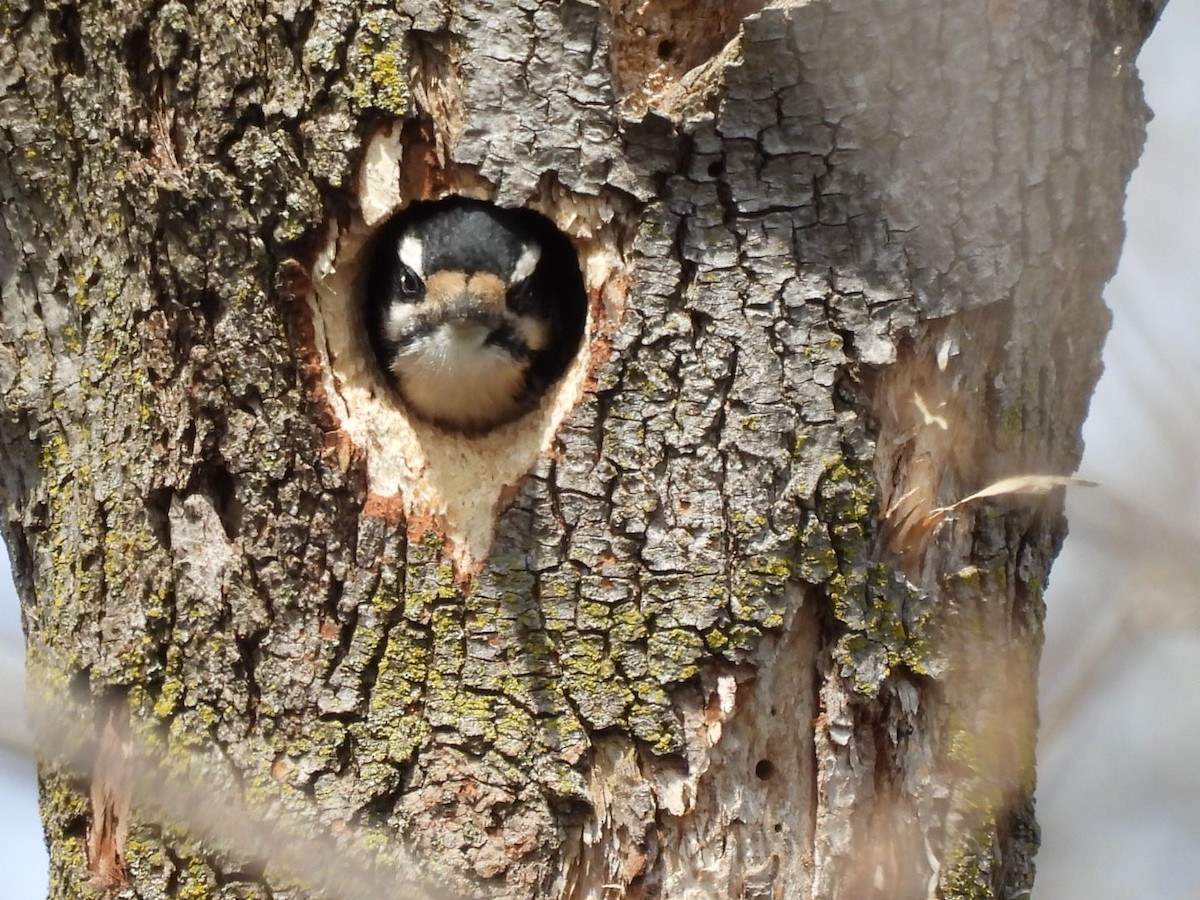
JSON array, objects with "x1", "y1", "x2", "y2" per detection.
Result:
[
  {"x1": 510, "y1": 243, "x2": 541, "y2": 285},
  {"x1": 398, "y1": 235, "x2": 424, "y2": 277}
]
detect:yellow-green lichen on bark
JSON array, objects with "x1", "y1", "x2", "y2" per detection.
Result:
[
  {"x1": 804, "y1": 454, "x2": 940, "y2": 695},
  {"x1": 347, "y1": 11, "x2": 412, "y2": 117}
]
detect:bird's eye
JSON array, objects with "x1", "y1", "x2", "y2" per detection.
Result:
[{"x1": 398, "y1": 265, "x2": 423, "y2": 298}]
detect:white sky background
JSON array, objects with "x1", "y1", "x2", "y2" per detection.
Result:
[
  {"x1": 1037, "y1": 2, "x2": 1200, "y2": 897},
  {"x1": 1, "y1": 4, "x2": 1198, "y2": 896}
]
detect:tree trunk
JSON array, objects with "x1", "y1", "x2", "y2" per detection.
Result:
[{"x1": 0, "y1": 0, "x2": 1163, "y2": 897}]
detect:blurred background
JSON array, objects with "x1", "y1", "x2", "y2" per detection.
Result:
[
  {"x1": 1, "y1": 4, "x2": 1197, "y2": 897},
  {"x1": 1036, "y1": 2, "x2": 1200, "y2": 897}
]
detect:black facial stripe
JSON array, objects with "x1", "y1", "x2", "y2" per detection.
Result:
[
  {"x1": 484, "y1": 323, "x2": 535, "y2": 360},
  {"x1": 506, "y1": 278, "x2": 539, "y2": 315},
  {"x1": 387, "y1": 317, "x2": 439, "y2": 346}
]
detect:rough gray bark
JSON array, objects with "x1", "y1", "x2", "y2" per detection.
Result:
[{"x1": 0, "y1": 0, "x2": 1163, "y2": 898}]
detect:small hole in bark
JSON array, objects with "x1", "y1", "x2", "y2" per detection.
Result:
[
  {"x1": 773, "y1": 823, "x2": 783, "y2": 833},
  {"x1": 656, "y1": 39, "x2": 675, "y2": 59},
  {"x1": 192, "y1": 459, "x2": 242, "y2": 540},
  {"x1": 707, "y1": 160, "x2": 725, "y2": 178},
  {"x1": 361, "y1": 196, "x2": 587, "y2": 435},
  {"x1": 143, "y1": 487, "x2": 175, "y2": 550},
  {"x1": 69, "y1": 667, "x2": 93, "y2": 704},
  {"x1": 755, "y1": 759, "x2": 775, "y2": 780}
]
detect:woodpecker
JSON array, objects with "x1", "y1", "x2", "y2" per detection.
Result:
[{"x1": 363, "y1": 197, "x2": 587, "y2": 433}]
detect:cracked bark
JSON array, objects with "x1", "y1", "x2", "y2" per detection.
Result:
[{"x1": 0, "y1": 0, "x2": 1165, "y2": 898}]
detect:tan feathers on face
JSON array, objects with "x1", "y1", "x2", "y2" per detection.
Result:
[{"x1": 423, "y1": 271, "x2": 507, "y2": 310}]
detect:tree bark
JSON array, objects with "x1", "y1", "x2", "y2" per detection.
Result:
[{"x1": 0, "y1": 0, "x2": 1164, "y2": 898}]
